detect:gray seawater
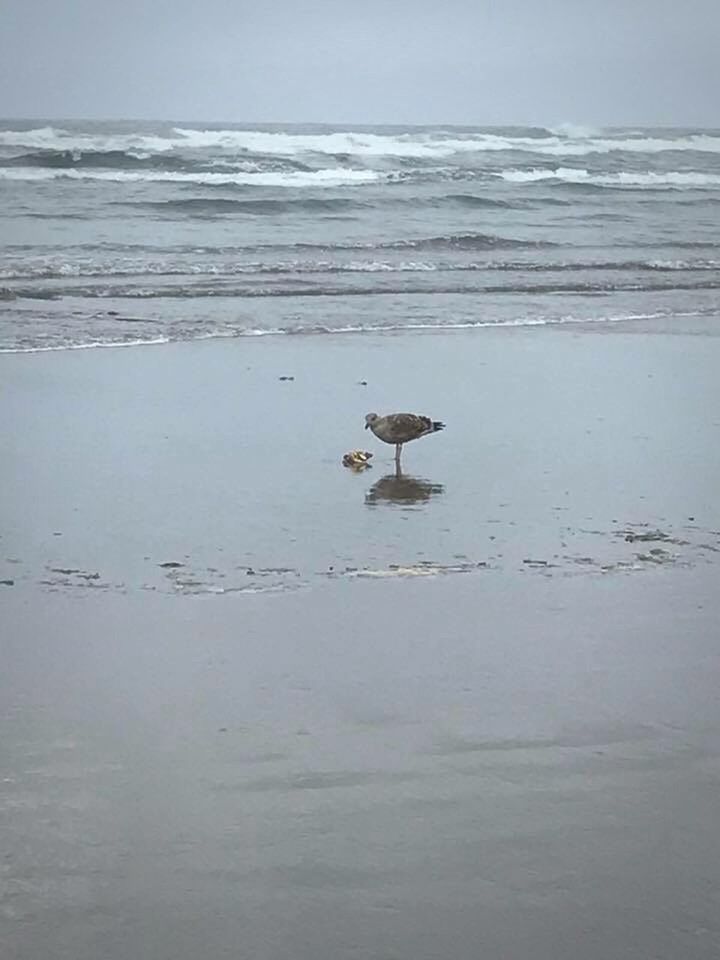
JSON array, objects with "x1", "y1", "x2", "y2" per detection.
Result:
[{"x1": 1, "y1": 119, "x2": 719, "y2": 351}]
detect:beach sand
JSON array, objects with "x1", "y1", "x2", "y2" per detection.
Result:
[{"x1": 2, "y1": 323, "x2": 720, "y2": 959}]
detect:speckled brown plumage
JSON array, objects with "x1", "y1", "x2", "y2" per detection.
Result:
[{"x1": 364, "y1": 412, "x2": 445, "y2": 464}]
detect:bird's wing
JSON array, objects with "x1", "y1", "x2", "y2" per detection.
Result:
[{"x1": 379, "y1": 413, "x2": 433, "y2": 443}]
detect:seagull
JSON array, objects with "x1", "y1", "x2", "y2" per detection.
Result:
[{"x1": 365, "y1": 412, "x2": 445, "y2": 466}]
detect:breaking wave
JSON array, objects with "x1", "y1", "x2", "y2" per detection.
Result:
[
  {"x1": 3, "y1": 125, "x2": 720, "y2": 160},
  {"x1": 3, "y1": 257, "x2": 716, "y2": 281},
  {"x1": 500, "y1": 168, "x2": 720, "y2": 188},
  {"x1": 4, "y1": 160, "x2": 718, "y2": 193},
  {"x1": 0, "y1": 166, "x2": 380, "y2": 187}
]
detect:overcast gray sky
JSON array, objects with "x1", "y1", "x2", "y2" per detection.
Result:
[{"x1": 1, "y1": 0, "x2": 718, "y2": 126}]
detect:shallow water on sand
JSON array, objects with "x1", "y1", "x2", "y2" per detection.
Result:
[
  {"x1": 2, "y1": 327, "x2": 719, "y2": 598},
  {"x1": 2, "y1": 326, "x2": 720, "y2": 959}
]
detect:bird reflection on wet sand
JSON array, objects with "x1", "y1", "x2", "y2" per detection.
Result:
[{"x1": 365, "y1": 466, "x2": 445, "y2": 506}]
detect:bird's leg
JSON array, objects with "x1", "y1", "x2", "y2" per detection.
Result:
[{"x1": 395, "y1": 443, "x2": 402, "y2": 467}]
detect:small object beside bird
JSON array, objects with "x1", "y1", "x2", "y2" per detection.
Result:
[
  {"x1": 342, "y1": 449, "x2": 374, "y2": 469},
  {"x1": 365, "y1": 412, "x2": 445, "y2": 466}
]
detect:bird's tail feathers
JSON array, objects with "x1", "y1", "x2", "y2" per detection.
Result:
[{"x1": 432, "y1": 421, "x2": 445, "y2": 432}]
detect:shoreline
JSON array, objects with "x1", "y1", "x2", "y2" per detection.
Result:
[{"x1": 2, "y1": 306, "x2": 720, "y2": 355}]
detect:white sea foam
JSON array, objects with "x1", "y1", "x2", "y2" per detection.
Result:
[
  {"x1": 3, "y1": 125, "x2": 720, "y2": 160},
  {"x1": 171, "y1": 128, "x2": 720, "y2": 158},
  {"x1": 647, "y1": 259, "x2": 719, "y2": 270},
  {"x1": 0, "y1": 310, "x2": 692, "y2": 354},
  {"x1": 0, "y1": 167, "x2": 381, "y2": 187},
  {"x1": 499, "y1": 168, "x2": 720, "y2": 187},
  {"x1": 169, "y1": 128, "x2": 545, "y2": 158},
  {"x1": 0, "y1": 258, "x2": 444, "y2": 279},
  {"x1": 4, "y1": 257, "x2": 715, "y2": 281},
  {"x1": 0, "y1": 126, "x2": 176, "y2": 154},
  {"x1": 172, "y1": 128, "x2": 720, "y2": 158},
  {"x1": 0, "y1": 336, "x2": 173, "y2": 353},
  {"x1": 532, "y1": 134, "x2": 720, "y2": 156},
  {"x1": 171, "y1": 127, "x2": 447, "y2": 158}
]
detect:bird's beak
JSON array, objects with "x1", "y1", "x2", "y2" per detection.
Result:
[{"x1": 364, "y1": 422, "x2": 369, "y2": 429}]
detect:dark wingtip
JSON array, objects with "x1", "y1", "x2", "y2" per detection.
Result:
[{"x1": 433, "y1": 421, "x2": 445, "y2": 432}]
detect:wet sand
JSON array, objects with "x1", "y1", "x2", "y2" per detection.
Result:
[{"x1": 2, "y1": 324, "x2": 720, "y2": 959}]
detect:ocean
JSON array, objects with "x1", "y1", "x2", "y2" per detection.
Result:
[{"x1": 1, "y1": 119, "x2": 719, "y2": 352}]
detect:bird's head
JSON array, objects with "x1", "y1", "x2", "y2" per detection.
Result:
[{"x1": 364, "y1": 412, "x2": 378, "y2": 430}]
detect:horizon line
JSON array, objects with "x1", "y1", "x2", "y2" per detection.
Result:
[{"x1": 1, "y1": 115, "x2": 718, "y2": 132}]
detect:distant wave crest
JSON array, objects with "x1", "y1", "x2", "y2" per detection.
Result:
[{"x1": 2, "y1": 125, "x2": 720, "y2": 164}]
